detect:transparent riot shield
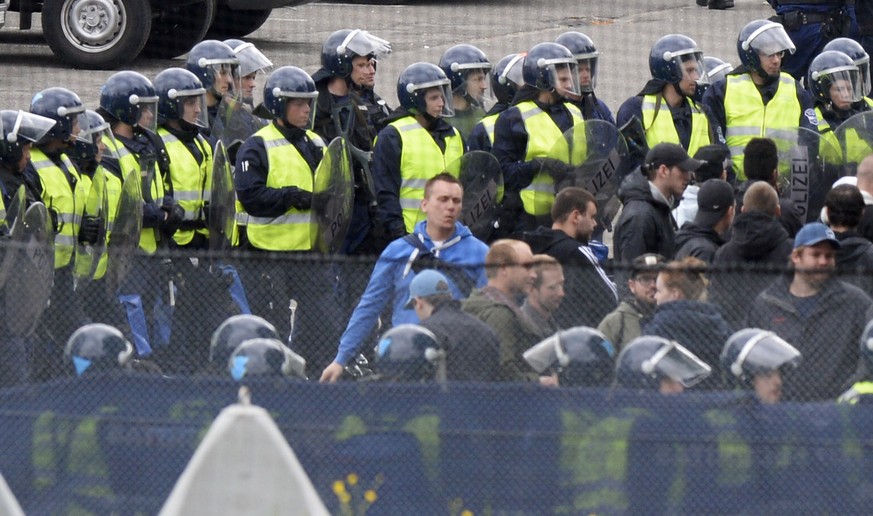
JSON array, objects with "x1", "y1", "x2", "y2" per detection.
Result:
[
  {"x1": 535, "y1": 120, "x2": 627, "y2": 224},
  {"x1": 209, "y1": 141, "x2": 236, "y2": 253},
  {"x1": 104, "y1": 169, "x2": 143, "y2": 296},
  {"x1": 74, "y1": 168, "x2": 110, "y2": 287},
  {"x1": 0, "y1": 186, "x2": 27, "y2": 290},
  {"x1": 833, "y1": 111, "x2": 873, "y2": 176},
  {"x1": 449, "y1": 150, "x2": 503, "y2": 241},
  {"x1": 311, "y1": 137, "x2": 353, "y2": 254},
  {"x1": 765, "y1": 126, "x2": 842, "y2": 223},
  {"x1": 5, "y1": 185, "x2": 25, "y2": 236},
  {"x1": 211, "y1": 96, "x2": 268, "y2": 151},
  {"x1": 5, "y1": 202, "x2": 54, "y2": 336}
]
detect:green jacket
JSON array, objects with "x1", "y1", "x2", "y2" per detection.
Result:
[{"x1": 597, "y1": 299, "x2": 653, "y2": 352}]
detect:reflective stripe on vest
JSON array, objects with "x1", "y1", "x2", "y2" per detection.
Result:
[
  {"x1": 517, "y1": 101, "x2": 584, "y2": 216},
  {"x1": 641, "y1": 94, "x2": 710, "y2": 156},
  {"x1": 32, "y1": 149, "x2": 83, "y2": 268},
  {"x1": 159, "y1": 128, "x2": 212, "y2": 246},
  {"x1": 245, "y1": 124, "x2": 321, "y2": 251},
  {"x1": 389, "y1": 116, "x2": 464, "y2": 232},
  {"x1": 724, "y1": 73, "x2": 801, "y2": 180},
  {"x1": 480, "y1": 113, "x2": 498, "y2": 146}
]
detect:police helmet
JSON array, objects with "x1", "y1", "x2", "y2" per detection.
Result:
[
  {"x1": 522, "y1": 42, "x2": 580, "y2": 96},
  {"x1": 0, "y1": 110, "x2": 55, "y2": 170},
  {"x1": 72, "y1": 110, "x2": 118, "y2": 164},
  {"x1": 228, "y1": 338, "x2": 307, "y2": 381},
  {"x1": 396, "y1": 62, "x2": 455, "y2": 117},
  {"x1": 491, "y1": 53, "x2": 525, "y2": 105},
  {"x1": 374, "y1": 324, "x2": 443, "y2": 381},
  {"x1": 185, "y1": 39, "x2": 241, "y2": 99},
  {"x1": 263, "y1": 66, "x2": 318, "y2": 128},
  {"x1": 703, "y1": 56, "x2": 734, "y2": 85},
  {"x1": 99, "y1": 71, "x2": 160, "y2": 133},
  {"x1": 824, "y1": 37, "x2": 872, "y2": 97},
  {"x1": 649, "y1": 34, "x2": 706, "y2": 86},
  {"x1": 64, "y1": 323, "x2": 135, "y2": 377},
  {"x1": 615, "y1": 336, "x2": 712, "y2": 391},
  {"x1": 523, "y1": 326, "x2": 616, "y2": 387},
  {"x1": 439, "y1": 44, "x2": 492, "y2": 99},
  {"x1": 29, "y1": 87, "x2": 86, "y2": 143},
  {"x1": 808, "y1": 50, "x2": 864, "y2": 105},
  {"x1": 224, "y1": 39, "x2": 273, "y2": 78},
  {"x1": 555, "y1": 32, "x2": 599, "y2": 93},
  {"x1": 720, "y1": 328, "x2": 801, "y2": 388},
  {"x1": 209, "y1": 314, "x2": 281, "y2": 367},
  {"x1": 154, "y1": 68, "x2": 209, "y2": 128},
  {"x1": 737, "y1": 19, "x2": 795, "y2": 74},
  {"x1": 320, "y1": 29, "x2": 391, "y2": 79}
]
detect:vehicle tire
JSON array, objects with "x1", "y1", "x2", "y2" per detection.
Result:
[
  {"x1": 42, "y1": 0, "x2": 151, "y2": 69},
  {"x1": 205, "y1": 5, "x2": 271, "y2": 40},
  {"x1": 140, "y1": 0, "x2": 217, "y2": 59}
]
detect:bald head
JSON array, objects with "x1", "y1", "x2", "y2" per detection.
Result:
[
  {"x1": 857, "y1": 154, "x2": 873, "y2": 194},
  {"x1": 742, "y1": 181, "x2": 779, "y2": 217}
]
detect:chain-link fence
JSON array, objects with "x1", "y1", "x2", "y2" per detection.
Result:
[{"x1": 2, "y1": 248, "x2": 873, "y2": 513}]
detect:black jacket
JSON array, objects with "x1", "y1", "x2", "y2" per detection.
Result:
[
  {"x1": 420, "y1": 300, "x2": 500, "y2": 382},
  {"x1": 734, "y1": 180, "x2": 803, "y2": 238},
  {"x1": 674, "y1": 221, "x2": 724, "y2": 263},
  {"x1": 614, "y1": 171, "x2": 678, "y2": 263},
  {"x1": 710, "y1": 210, "x2": 793, "y2": 330},
  {"x1": 834, "y1": 230, "x2": 873, "y2": 293},
  {"x1": 745, "y1": 275, "x2": 873, "y2": 401},
  {"x1": 518, "y1": 226, "x2": 618, "y2": 328}
]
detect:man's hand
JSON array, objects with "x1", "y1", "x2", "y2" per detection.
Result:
[
  {"x1": 320, "y1": 361, "x2": 345, "y2": 383},
  {"x1": 78, "y1": 215, "x2": 103, "y2": 244}
]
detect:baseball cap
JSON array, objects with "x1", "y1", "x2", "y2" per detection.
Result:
[
  {"x1": 631, "y1": 253, "x2": 666, "y2": 278},
  {"x1": 645, "y1": 143, "x2": 704, "y2": 173},
  {"x1": 793, "y1": 222, "x2": 841, "y2": 250},
  {"x1": 693, "y1": 144, "x2": 730, "y2": 182},
  {"x1": 404, "y1": 269, "x2": 452, "y2": 309},
  {"x1": 694, "y1": 179, "x2": 735, "y2": 227}
]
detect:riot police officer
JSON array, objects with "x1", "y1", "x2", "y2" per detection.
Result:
[
  {"x1": 467, "y1": 52, "x2": 525, "y2": 153},
  {"x1": 808, "y1": 50, "x2": 866, "y2": 131},
  {"x1": 228, "y1": 338, "x2": 307, "y2": 381},
  {"x1": 721, "y1": 328, "x2": 802, "y2": 404},
  {"x1": 823, "y1": 37, "x2": 873, "y2": 102},
  {"x1": 374, "y1": 324, "x2": 445, "y2": 382},
  {"x1": 207, "y1": 314, "x2": 281, "y2": 374},
  {"x1": 223, "y1": 39, "x2": 273, "y2": 108},
  {"x1": 523, "y1": 326, "x2": 617, "y2": 387},
  {"x1": 64, "y1": 323, "x2": 136, "y2": 377},
  {"x1": 438, "y1": 44, "x2": 492, "y2": 141},
  {"x1": 555, "y1": 32, "x2": 614, "y2": 123},
  {"x1": 614, "y1": 335, "x2": 712, "y2": 394},
  {"x1": 617, "y1": 34, "x2": 716, "y2": 173},
  {"x1": 185, "y1": 39, "x2": 241, "y2": 132},
  {"x1": 371, "y1": 62, "x2": 465, "y2": 239},
  {"x1": 491, "y1": 42, "x2": 584, "y2": 233}
]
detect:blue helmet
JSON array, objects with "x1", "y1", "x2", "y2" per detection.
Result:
[
  {"x1": 154, "y1": 68, "x2": 209, "y2": 128},
  {"x1": 524, "y1": 326, "x2": 616, "y2": 387},
  {"x1": 320, "y1": 29, "x2": 391, "y2": 79},
  {"x1": 396, "y1": 62, "x2": 454, "y2": 117},
  {"x1": 615, "y1": 336, "x2": 711, "y2": 391},
  {"x1": 704, "y1": 56, "x2": 734, "y2": 85},
  {"x1": 374, "y1": 324, "x2": 443, "y2": 381},
  {"x1": 439, "y1": 44, "x2": 491, "y2": 93},
  {"x1": 823, "y1": 38, "x2": 872, "y2": 96},
  {"x1": 649, "y1": 34, "x2": 706, "y2": 85},
  {"x1": 263, "y1": 66, "x2": 318, "y2": 127},
  {"x1": 209, "y1": 314, "x2": 280, "y2": 368},
  {"x1": 99, "y1": 71, "x2": 160, "y2": 132},
  {"x1": 720, "y1": 328, "x2": 801, "y2": 389},
  {"x1": 491, "y1": 53, "x2": 525, "y2": 105},
  {"x1": 64, "y1": 323, "x2": 135, "y2": 377},
  {"x1": 29, "y1": 87, "x2": 86, "y2": 142},
  {"x1": 224, "y1": 39, "x2": 273, "y2": 78},
  {"x1": 228, "y1": 338, "x2": 307, "y2": 381},
  {"x1": 72, "y1": 110, "x2": 115, "y2": 164},
  {"x1": 807, "y1": 50, "x2": 863, "y2": 105},
  {"x1": 555, "y1": 32, "x2": 599, "y2": 92},
  {"x1": 185, "y1": 39, "x2": 240, "y2": 98},
  {"x1": 522, "y1": 42, "x2": 580, "y2": 96},
  {"x1": 0, "y1": 110, "x2": 55, "y2": 169},
  {"x1": 737, "y1": 19, "x2": 795, "y2": 74}
]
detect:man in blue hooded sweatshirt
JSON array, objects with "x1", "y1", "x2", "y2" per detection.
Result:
[{"x1": 320, "y1": 172, "x2": 488, "y2": 382}]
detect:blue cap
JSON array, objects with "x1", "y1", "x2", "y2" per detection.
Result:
[
  {"x1": 793, "y1": 222, "x2": 840, "y2": 250},
  {"x1": 404, "y1": 269, "x2": 452, "y2": 309}
]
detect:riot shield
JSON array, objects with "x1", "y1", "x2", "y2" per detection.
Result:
[
  {"x1": 74, "y1": 168, "x2": 110, "y2": 286},
  {"x1": 4, "y1": 202, "x2": 54, "y2": 336},
  {"x1": 211, "y1": 96, "x2": 268, "y2": 151},
  {"x1": 535, "y1": 120, "x2": 627, "y2": 223},
  {"x1": 5, "y1": 185, "x2": 25, "y2": 235},
  {"x1": 833, "y1": 111, "x2": 873, "y2": 176},
  {"x1": 311, "y1": 137, "x2": 353, "y2": 254},
  {"x1": 104, "y1": 169, "x2": 143, "y2": 296},
  {"x1": 0, "y1": 186, "x2": 27, "y2": 290},
  {"x1": 451, "y1": 151, "x2": 503, "y2": 241},
  {"x1": 765, "y1": 126, "x2": 842, "y2": 223},
  {"x1": 209, "y1": 141, "x2": 236, "y2": 253}
]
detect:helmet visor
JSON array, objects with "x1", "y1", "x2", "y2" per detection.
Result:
[
  {"x1": 131, "y1": 95, "x2": 159, "y2": 133},
  {"x1": 283, "y1": 347, "x2": 307, "y2": 379},
  {"x1": 275, "y1": 91, "x2": 318, "y2": 129},
  {"x1": 457, "y1": 67, "x2": 492, "y2": 107},
  {"x1": 734, "y1": 332, "x2": 801, "y2": 376},
  {"x1": 77, "y1": 112, "x2": 120, "y2": 161},
  {"x1": 9, "y1": 111, "x2": 56, "y2": 145},
  {"x1": 232, "y1": 42, "x2": 274, "y2": 78},
  {"x1": 643, "y1": 340, "x2": 712, "y2": 388},
  {"x1": 745, "y1": 22, "x2": 796, "y2": 57},
  {"x1": 854, "y1": 55, "x2": 872, "y2": 97},
  {"x1": 523, "y1": 333, "x2": 561, "y2": 374},
  {"x1": 576, "y1": 56, "x2": 598, "y2": 93},
  {"x1": 208, "y1": 62, "x2": 242, "y2": 101},
  {"x1": 817, "y1": 65, "x2": 865, "y2": 104},
  {"x1": 545, "y1": 59, "x2": 581, "y2": 98},
  {"x1": 340, "y1": 29, "x2": 392, "y2": 61},
  {"x1": 175, "y1": 90, "x2": 210, "y2": 128},
  {"x1": 668, "y1": 50, "x2": 708, "y2": 85},
  {"x1": 501, "y1": 53, "x2": 526, "y2": 90},
  {"x1": 706, "y1": 62, "x2": 734, "y2": 85},
  {"x1": 412, "y1": 80, "x2": 455, "y2": 118}
]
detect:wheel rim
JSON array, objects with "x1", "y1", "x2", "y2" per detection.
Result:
[{"x1": 59, "y1": 0, "x2": 127, "y2": 53}]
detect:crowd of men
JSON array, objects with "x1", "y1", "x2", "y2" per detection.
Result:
[{"x1": 4, "y1": 13, "x2": 873, "y2": 406}]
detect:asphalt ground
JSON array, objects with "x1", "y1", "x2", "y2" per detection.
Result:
[{"x1": 0, "y1": 0, "x2": 774, "y2": 114}]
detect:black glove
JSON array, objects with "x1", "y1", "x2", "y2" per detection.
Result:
[
  {"x1": 48, "y1": 208, "x2": 60, "y2": 233},
  {"x1": 160, "y1": 200, "x2": 186, "y2": 235},
  {"x1": 312, "y1": 191, "x2": 331, "y2": 213},
  {"x1": 284, "y1": 188, "x2": 312, "y2": 211},
  {"x1": 532, "y1": 157, "x2": 577, "y2": 185},
  {"x1": 201, "y1": 201, "x2": 211, "y2": 226},
  {"x1": 78, "y1": 215, "x2": 102, "y2": 244}
]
